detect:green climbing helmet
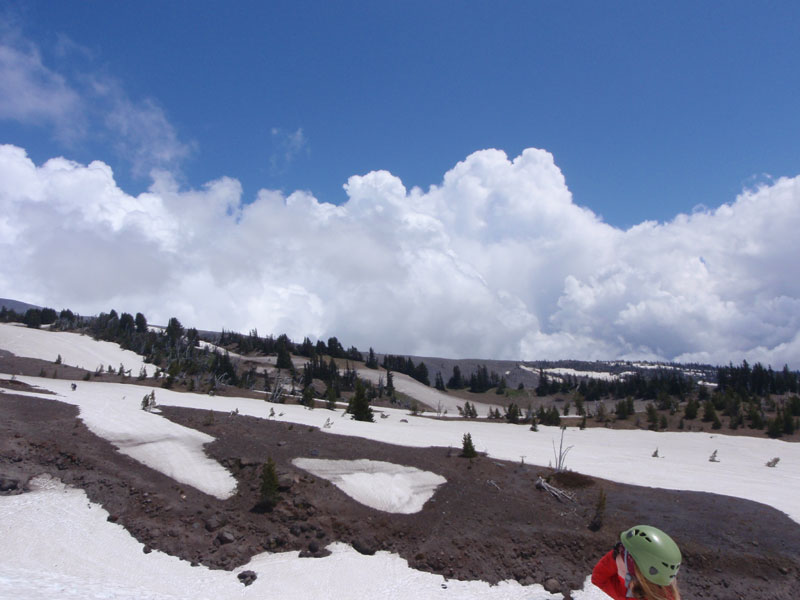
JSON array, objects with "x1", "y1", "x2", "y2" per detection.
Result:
[{"x1": 620, "y1": 525, "x2": 682, "y2": 587}]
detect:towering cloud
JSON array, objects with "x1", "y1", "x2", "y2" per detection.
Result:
[{"x1": 1, "y1": 143, "x2": 798, "y2": 366}]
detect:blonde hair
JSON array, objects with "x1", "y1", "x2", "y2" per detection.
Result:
[{"x1": 630, "y1": 562, "x2": 681, "y2": 600}]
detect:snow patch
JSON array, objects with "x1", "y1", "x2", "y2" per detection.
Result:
[
  {"x1": 293, "y1": 458, "x2": 446, "y2": 514},
  {"x1": 3, "y1": 376, "x2": 236, "y2": 499}
]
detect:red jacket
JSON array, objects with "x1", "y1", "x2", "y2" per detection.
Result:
[
  {"x1": 592, "y1": 550, "x2": 676, "y2": 600},
  {"x1": 592, "y1": 549, "x2": 629, "y2": 600}
]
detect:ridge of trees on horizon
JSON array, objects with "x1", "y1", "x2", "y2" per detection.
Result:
[{"x1": 3, "y1": 305, "x2": 799, "y2": 406}]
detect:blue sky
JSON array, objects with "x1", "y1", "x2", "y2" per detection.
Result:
[
  {"x1": 6, "y1": 1, "x2": 799, "y2": 227},
  {"x1": 2, "y1": 1, "x2": 800, "y2": 365}
]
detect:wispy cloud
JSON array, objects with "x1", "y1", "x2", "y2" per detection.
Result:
[
  {"x1": 101, "y1": 86, "x2": 193, "y2": 177},
  {"x1": 0, "y1": 28, "x2": 191, "y2": 177},
  {"x1": 0, "y1": 34, "x2": 85, "y2": 141},
  {"x1": 270, "y1": 127, "x2": 308, "y2": 175}
]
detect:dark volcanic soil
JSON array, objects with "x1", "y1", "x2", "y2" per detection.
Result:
[{"x1": 1, "y1": 374, "x2": 799, "y2": 599}]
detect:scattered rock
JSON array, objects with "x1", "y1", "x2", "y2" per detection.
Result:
[
  {"x1": 142, "y1": 545, "x2": 152, "y2": 554},
  {"x1": 237, "y1": 570, "x2": 257, "y2": 586},
  {"x1": 352, "y1": 538, "x2": 376, "y2": 556},
  {"x1": 217, "y1": 530, "x2": 236, "y2": 545},
  {"x1": 544, "y1": 578, "x2": 561, "y2": 594},
  {"x1": 205, "y1": 514, "x2": 227, "y2": 532},
  {"x1": 0, "y1": 476, "x2": 20, "y2": 492}
]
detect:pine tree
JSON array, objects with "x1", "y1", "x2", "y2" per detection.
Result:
[
  {"x1": 326, "y1": 386, "x2": 337, "y2": 410},
  {"x1": 784, "y1": 409, "x2": 796, "y2": 435},
  {"x1": 646, "y1": 403, "x2": 658, "y2": 429},
  {"x1": 434, "y1": 371, "x2": 446, "y2": 391},
  {"x1": 165, "y1": 317, "x2": 184, "y2": 346},
  {"x1": 748, "y1": 403, "x2": 765, "y2": 429},
  {"x1": 349, "y1": 380, "x2": 374, "y2": 422},
  {"x1": 460, "y1": 433, "x2": 477, "y2": 458},
  {"x1": 588, "y1": 488, "x2": 606, "y2": 531},
  {"x1": 536, "y1": 369, "x2": 549, "y2": 397},
  {"x1": 505, "y1": 403, "x2": 520, "y2": 424},
  {"x1": 463, "y1": 401, "x2": 477, "y2": 419},
  {"x1": 766, "y1": 411, "x2": 784, "y2": 438},
  {"x1": 365, "y1": 347, "x2": 379, "y2": 369},
  {"x1": 276, "y1": 345, "x2": 293, "y2": 370},
  {"x1": 135, "y1": 312, "x2": 148, "y2": 333},
  {"x1": 413, "y1": 361, "x2": 430, "y2": 386},
  {"x1": 574, "y1": 393, "x2": 585, "y2": 416},
  {"x1": 684, "y1": 397, "x2": 698, "y2": 420},
  {"x1": 302, "y1": 386, "x2": 314, "y2": 408},
  {"x1": 447, "y1": 366, "x2": 464, "y2": 389},
  {"x1": 386, "y1": 370, "x2": 395, "y2": 398},
  {"x1": 702, "y1": 400, "x2": 718, "y2": 423},
  {"x1": 259, "y1": 457, "x2": 280, "y2": 511}
]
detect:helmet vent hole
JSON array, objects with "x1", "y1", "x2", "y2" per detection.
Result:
[{"x1": 649, "y1": 567, "x2": 659, "y2": 576}]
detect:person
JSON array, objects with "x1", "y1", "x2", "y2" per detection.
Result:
[{"x1": 592, "y1": 525, "x2": 682, "y2": 600}]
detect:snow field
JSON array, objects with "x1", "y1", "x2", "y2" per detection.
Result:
[
  {"x1": 1, "y1": 326, "x2": 797, "y2": 599},
  {"x1": 5, "y1": 372, "x2": 800, "y2": 523},
  {"x1": 356, "y1": 367, "x2": 502, "y2": 415},
  {"x1": 0, "y1": 322, "x2": 156, "y2": 376},
  {"x1": 0, "y1": 375, "x2": 236, "y2": 499},
  {"x1": 0, "y1": 475, "x2": 602, "y2": 600}
]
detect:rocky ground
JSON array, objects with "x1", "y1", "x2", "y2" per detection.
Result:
[{"x1": 1, "y1": 354, "x2": 799, "y2": 599}]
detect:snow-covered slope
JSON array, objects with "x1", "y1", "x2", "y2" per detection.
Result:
[
  {"x1": 1, "y1": 326, "x2": 797, "y2": 599},
  {"x1": 6, "y1": 372, "x2": 799, "y2": 524},
  {"x1": 0, "y1": 475, "x2": 599, "y2": 600},
  {"x1": 356, "y1": 367, "x2": 502, "y2": 415},
  {"x1": 0, "y1": 322, "x2": 155, "y2": 376}
]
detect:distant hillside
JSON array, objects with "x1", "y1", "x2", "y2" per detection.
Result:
[
  {"x1": 0, "y1": 297, "x2": 40, "y2": 313},
  {"x1": 399, "y1": 354, "x2": 719, "y2": 390}
]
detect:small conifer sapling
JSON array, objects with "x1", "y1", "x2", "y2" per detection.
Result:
[{"x1": 460, "y1": 433, "x2": 477, "y2": 458}]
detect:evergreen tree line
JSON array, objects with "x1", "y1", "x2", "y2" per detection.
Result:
[
  {"x1": 687, "y1": 386, "x2": 800, "y2": 438},
  {"x1": 443, "y1": 364, "x2": 696, "y2": 401},
  {"x1": 381, "y1": 354, "x2": 430, "y2": 386},
  {"x1": 217, "y1": 328, "x2": 295, "y2": 356},
  {"x1": 717, "y1": 360, "x2": 798, "y2": 396},
  {"x1": 1, "y1": 306, "x2": 85, "y2": 329},
  {"x1": 446, "y1": 365, "x2": 509, "y2": 394},
  {"x1": 210, "y1": 330, "x2": 365, "y2": 364},
  {"x1": 573, "y1": 370, "x2": 695, "y2": 402},
  {"x1": 296, "y1": 336, "x2": 364, "y2": 362},
  {"x1": 301, "y1": 353, "x2": 358, "y2": 395},
  {"x1": 83, "y1": 310, "x2": 243, "y2": 389}
]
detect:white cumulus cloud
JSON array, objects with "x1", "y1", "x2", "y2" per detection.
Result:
[{"x1": 1, "y1": 143, "x2": 799, "y2": 368}]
